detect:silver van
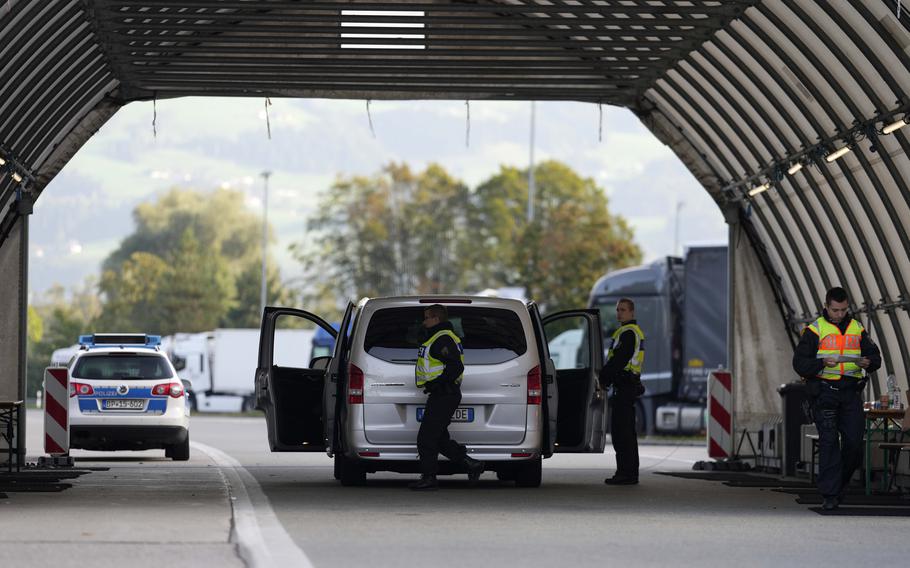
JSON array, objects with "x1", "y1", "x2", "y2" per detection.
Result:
[{"x1": 255, "y1": 296, "x2": 607, "y2": 487}]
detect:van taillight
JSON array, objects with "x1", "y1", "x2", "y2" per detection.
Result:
[
  {"x1": 527, "y1": 365, "x2": 541, "y2": 405},
  {"x1": 349, "y1": 364, "x2": 364, "y2": 404},
  {"x1": 70, "y1": 382, "x2": 94, "y2": 397}
]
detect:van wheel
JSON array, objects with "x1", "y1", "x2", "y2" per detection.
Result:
[
  {"x1": 336, "y1": 454, "x2": 366, "y2": 486},
  {"x1": 514, "y1": 458, "x2": 542, "y2": 488},
  {"x1": 170, "y1": 436, "x2": 190, "y2": 461}
]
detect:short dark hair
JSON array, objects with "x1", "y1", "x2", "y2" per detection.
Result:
[
  {"x1": 825, "y1": 286, "x2": 848, "y2": 305},
  {"x1": 424, "y1": 304, "x2": 448, "y2": 321},
  {"x1": 617, "y1": 297, "x2": 635, "y2": 311}
]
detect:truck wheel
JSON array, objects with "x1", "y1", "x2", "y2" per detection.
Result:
[
  {"x1": 335, "y1": 454, "x2": 366, "y2": 486},
  {"x1": 514, "y1": 458, "x2": 542, "y2": 488},
  {"x1": 170, "y1": 436, "x2": 190, "y2": 461}
]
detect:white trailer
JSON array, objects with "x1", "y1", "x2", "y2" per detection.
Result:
[{"x1": 169, "y1": 328, "x2": 315, "y2": 413}]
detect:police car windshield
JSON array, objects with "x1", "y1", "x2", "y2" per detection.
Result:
[
  {"x1": 72, "y1": 354, "x2": 173, "y2": 380},
  {"x1": 365, "y1": 307, "x2": 527, "y2": 365}
]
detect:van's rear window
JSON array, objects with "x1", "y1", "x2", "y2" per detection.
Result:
[
  {"x1": 364, "y1": 307, "x2": 528, "y2": 365},
  {"x1": 72, "y1": 354, "x2": 173, "y2": 380}
]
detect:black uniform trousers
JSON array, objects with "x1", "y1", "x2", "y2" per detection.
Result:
[
  {"x1": 610, "y1": 391, "x2": 639, "y2": 479},
  {"x1": 812, "y1": 383, "x2": 864, "y2": 498},
  {"x1": 417, "y1": 386, "x2": 468, "y2": 476}
]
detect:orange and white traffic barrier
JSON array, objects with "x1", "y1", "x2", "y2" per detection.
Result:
[
  {"x1": 707, "y1": 370, "x2": 733, "y2": 459},
  {"x1": 43, "y1": 367, "x2": 69, "y2": 455}
]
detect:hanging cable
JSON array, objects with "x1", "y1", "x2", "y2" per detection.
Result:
[
  {"x1": 598, "y1": 103, "x2": 603, "y2": 143},
  {"x1": 264, "y1": 97, "x2": 273, "y2": 140},
  {"x1": 465, "y1": 100, "x2": 471, "y2": 148},
  {"x1": 366, "y1": 99, "x2": 376, "y2": 138},
  {"x1": 152, "y1": 92, "x2": 158, "y2": 140}
]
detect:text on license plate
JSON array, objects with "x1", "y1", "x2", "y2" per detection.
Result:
[
  {"x1": 103, "y1": 399, "x2": 144, "y2": 410},
  {"x1": 416, "y1": 407, "x2": 474, "y2": 423}
]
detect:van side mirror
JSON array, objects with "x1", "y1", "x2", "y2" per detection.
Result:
[{"x1": 309, "y1": 356, "x2": 331, "y2": 371}]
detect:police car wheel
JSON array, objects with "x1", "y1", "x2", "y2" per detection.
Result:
[{"x1": 170, "y1": 436, "x2": 190, "y2": 461}]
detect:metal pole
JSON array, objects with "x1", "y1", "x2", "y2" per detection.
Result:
[
  {"x1": 528, "y1": 101, "x2": 536, "y2": 223},
  {"x1": 260, "y1": 171, "x2": 271, "y2": 316},
  {"x1": 17, "y1": 192, "x2": 33, "y2": 466}
]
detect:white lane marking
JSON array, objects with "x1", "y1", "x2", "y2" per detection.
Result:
[{"x1": 193, "y1": 441, "x2": 315, "y2": 568}]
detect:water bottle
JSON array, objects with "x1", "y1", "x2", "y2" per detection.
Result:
[{"x1": 887, "y1": 374, "x2": 900, "y2": 409}]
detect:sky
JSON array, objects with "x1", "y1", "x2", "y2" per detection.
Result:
[{"x1": 29, "y1": 97, "x2": 727, "y2": 300}]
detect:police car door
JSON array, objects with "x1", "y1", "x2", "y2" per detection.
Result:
[
  {"x1": 256, "y1": 307, "x2": 338, "y2": 452},
  {"x1": 542, "y1": 309, "x2": 607, "y2": 453}
]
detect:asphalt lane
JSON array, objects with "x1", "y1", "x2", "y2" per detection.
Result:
[
  {"x1": 8, "y1": 412, "x2": 910, "y2": 567},
  {"x1": 190, "y1": 415, "x2": 910, "y2": 568}
]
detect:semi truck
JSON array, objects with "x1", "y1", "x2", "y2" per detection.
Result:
[
  {"x1": 168, "y1": 328, "x2": 315, "y2": 413},
  {"x1": 587, "y1": 244, "x2": 728, "y2": 435}
]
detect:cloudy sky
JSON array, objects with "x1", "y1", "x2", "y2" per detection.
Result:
[{"x1": 30, "y1": 97, "x2": 727, "y2": 299}]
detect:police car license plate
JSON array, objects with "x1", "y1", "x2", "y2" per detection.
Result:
[
  {"x1": 104, "y1": 399, "x2": 144, "y2": 410},
  {"x1": 416, "y1": 407, "x2": 474, "y2": 422}
]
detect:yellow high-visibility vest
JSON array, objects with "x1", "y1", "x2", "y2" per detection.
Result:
[
  {"x1": 415, "y1": 329, "x2": 464, "y2": 387},
  {"x1": 807, "y1": 317, "x2": 864, "y2": 381},
  {"x1": 608, "y1": 323, "x2": 645, "y2": 375}
]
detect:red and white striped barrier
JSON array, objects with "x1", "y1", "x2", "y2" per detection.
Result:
[
  {"x1": 707, "y1": 370, "x2": 733, "y2": 459},
  {"x1": 43, "y1": 367, "x2": 69, "y2": 455}
]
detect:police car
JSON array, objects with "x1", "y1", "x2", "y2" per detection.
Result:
[{"x1": 67, "y1": 334, "x2": 191, "y2": 460}]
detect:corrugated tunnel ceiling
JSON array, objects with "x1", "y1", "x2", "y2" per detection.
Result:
[{"x1": 1, "y1": 0, "x2": 909, "y2": 391}]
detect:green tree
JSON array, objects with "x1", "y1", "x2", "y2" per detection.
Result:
[
  {"x1": 296, "y1": 163, "x2": 470, "y2": 301},
  {"x1": 158, "y1": 228, "x2": 235, "y2": 334},
  {"x1": 222, "y1": 260, "x2": 293, "y2": 328},
  {"x1": 472, "y1": 160, "x2": 642, "y2": 311},
  {"x1": 103, "y1": 188, "x2": 265, "y2": 278},
  {"x1": 297, "y1": 160, "x2": 641, "y2": 313},
  {"x1": 97, "y1": 187, "x2": 290, "y2": 332}
]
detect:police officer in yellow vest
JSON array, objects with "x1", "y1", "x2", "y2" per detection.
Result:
[
  {"x1": 410, "y1": 304, "x2": 485, "y2": 491},
  {"x1": 599, "y1": 298, "x2": 646, "y2": 485},
  {"x1": 792, "y1": 286, "x2": 881, "y2": 510}
]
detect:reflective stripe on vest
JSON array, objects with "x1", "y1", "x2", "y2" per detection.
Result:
[
  {"x1": 415, "y1": 329, "x2": 464, "y2": 387},
  {"x1": 608, "y1": 323, "x2": 645, "y2": 375},
  {"x1": 808, "y1": 317, "x2": 865, "y2": 381}
]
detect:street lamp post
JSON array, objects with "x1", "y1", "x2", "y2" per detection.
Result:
[
  {"x1": 528, "y1": 101, "x2": 536, "y2": 223},
  {"x1": 260, "y1": 171, "x2": 271, "y2": 316}
]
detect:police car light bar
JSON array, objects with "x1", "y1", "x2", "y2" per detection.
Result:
[{"x1": 78, "y1": 334, "x2": 162, "y2": 349}]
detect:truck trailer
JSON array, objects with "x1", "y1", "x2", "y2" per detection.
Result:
[
  {"x1": 587, "y1": 244, "x2": 728, "y2": 435},
  {"x1": 169, "y1": 328, "x2": 315, "y2": 413}
]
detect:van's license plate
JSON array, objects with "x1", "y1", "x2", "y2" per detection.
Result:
[
  {"x1": 417, "y1": 407, "x2": 474, "y2": 423},
  {"x1": 104, "y1": 399, "x2": 144, "y2": 410}
]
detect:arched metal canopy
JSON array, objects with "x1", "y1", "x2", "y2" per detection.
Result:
[{"x1": 1, "y1": 1, "x2": 909, "y2": 417}]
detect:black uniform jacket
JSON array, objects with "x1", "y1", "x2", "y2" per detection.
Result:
[
  {"x1": 598, "y1": 320, "x2": 637, "y2": 389},
  {"x1": 792, "y1": 310, "x2": 882, "y2": 388},
  {"x1": 424, "y1": 321, "x2": 464, "y2": 394}
]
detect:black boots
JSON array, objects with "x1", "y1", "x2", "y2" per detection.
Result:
[
  {"x1": 604, "y1": 475, "x2": 639, "y2": 485},
  {"x1": 409, "y1": 474, "x2": 438, "y2": 491},
  {"x1": 465, "y1": 456, "x2": 485, "y2": 483}
]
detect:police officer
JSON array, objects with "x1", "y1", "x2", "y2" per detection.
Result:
[
  {"x1": 410, "y1": 304, "x2": 485, "y2": 491},
  {"x1": 600, "y1": 298, "x2": 645, "y2": 485},
  {"x1": 792, "y1": 286, "x2": 881, "y2": 510}
]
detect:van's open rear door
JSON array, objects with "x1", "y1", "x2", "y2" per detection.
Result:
[
  {"x1": 542, "y1": 309, "x2": 606, "y2": 453},
  {"x1": 256, "y1": 307, "x2": 337, "y2": 452}
]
